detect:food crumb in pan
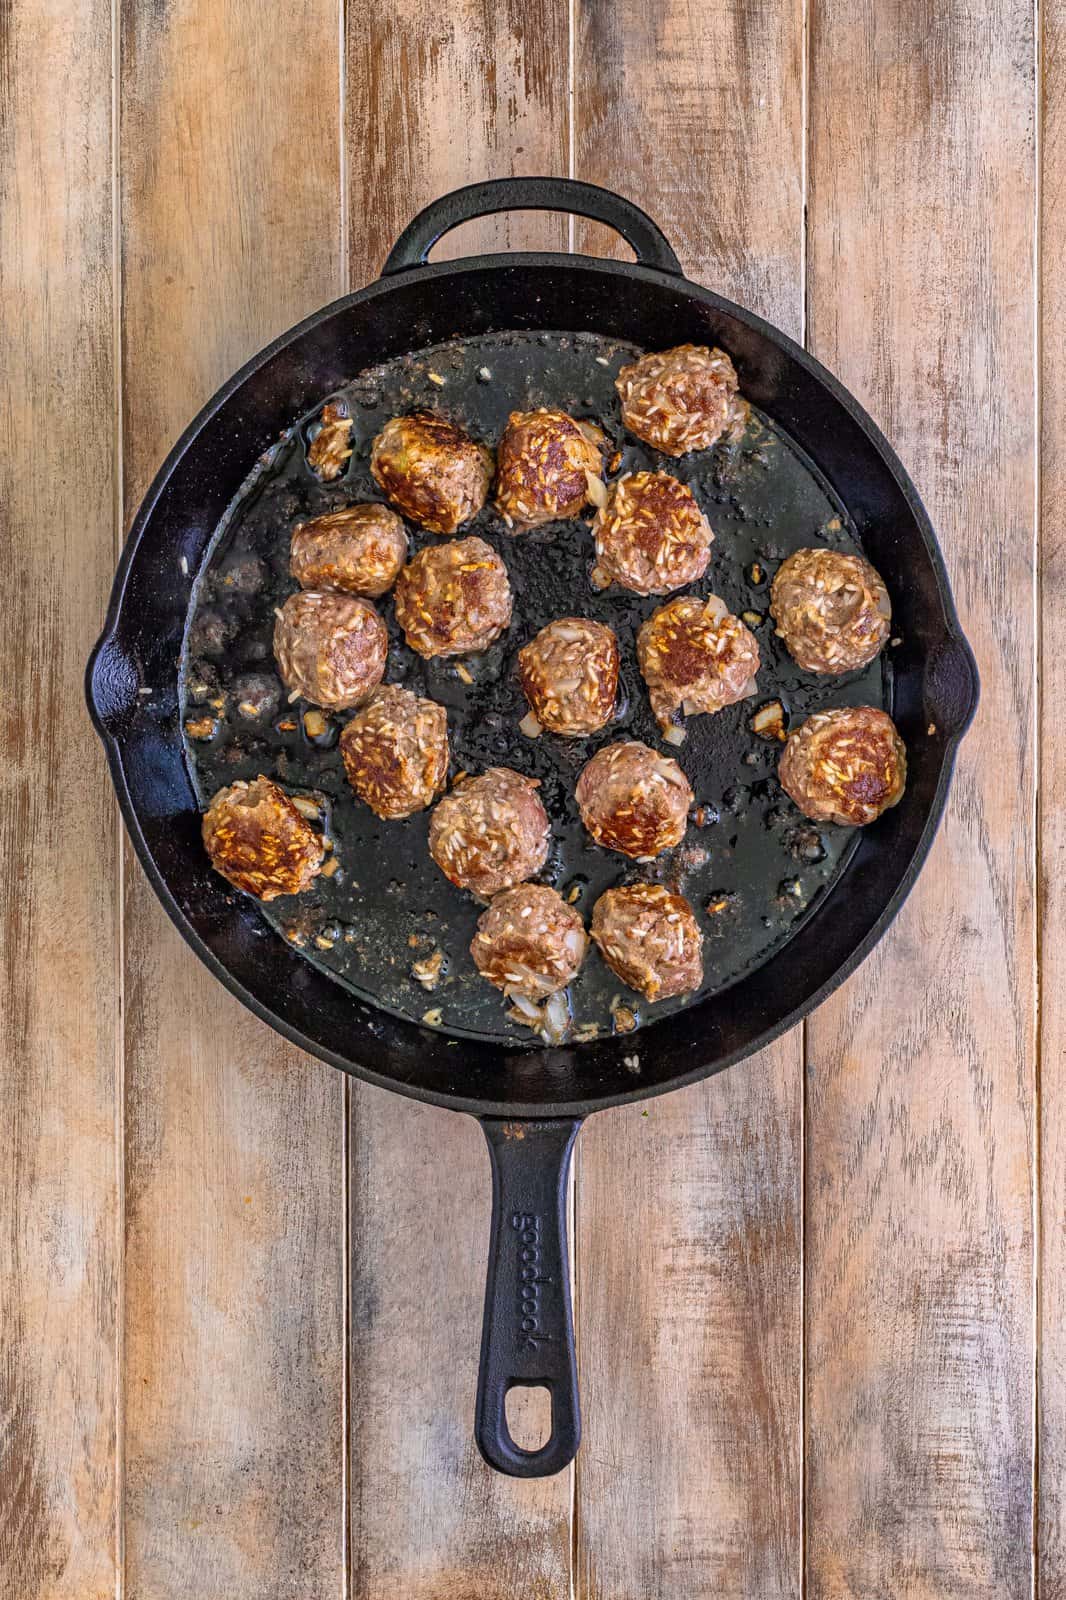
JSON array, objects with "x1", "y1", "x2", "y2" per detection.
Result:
[
  {"x1": 422, "y1": 1007, "x2": 444, "y2": 1026},
  {"x1": 412, "y1": 948, "x2": 445, "y2": 990},
  {"x1": 185, "y1": 716, "x2": 219, "y2": 741}
]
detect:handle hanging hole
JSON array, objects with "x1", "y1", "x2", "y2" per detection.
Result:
[{"x1": 505, "y1": 1383, "x2": 554, "y2": 1453}]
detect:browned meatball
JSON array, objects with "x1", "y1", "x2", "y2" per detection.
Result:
[
  {"x1": 429, "y1": 768, "x2": 549, "y2": 896},
  {"x1": 591, "y1": 882, "x2": 704, "y2": 1001},
  {"x1": 591, "y1": 472, "x2": 714, "y2": 596},
  {"x1": 370, "y1": 412, "x2": 493, "y2": 534},
  {"x1": 637, "y1": 595, "x2": 760, "y2": 736},
  {"x1": 770, "y1": 547, "x2": 891, "y2": 674},
  {"x1": 394, "y1": 536, "x2": 512, "y2": 658},
  {"x1": 470, "y1": 884, "x2": 587, "y2": 1000},
  {"x1": 518, "y1": 617, "x2": 619, "y2": 736},
  {"x1": 339, "y1": 685, "x2": 448, "y2": 820},
  {"x1": 273, "y1": 591, "x2": 387, "y2": 710},
  {"x1": 290, "y1": 504, "x2": 407, "y2": 597},
  {"x1": 575, "y1": 741, "x2": 693, "y2": 859},
  {"x1": 779, "y1": 706, "x2": 906, "y2": 826},
  {"x1": 495, "y1": 408, "x2": 605, "y2": 530},
  {"x1": 202, "y1": 776, "x2": 324, "y2": 901},
  {"x1": 615, "y1": 344, "x2": 747, "y2": 456}
]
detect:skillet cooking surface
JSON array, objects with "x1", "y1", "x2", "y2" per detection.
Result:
[{"x1": 183, "y1": 328, "x2": 890, "y2": 1046}]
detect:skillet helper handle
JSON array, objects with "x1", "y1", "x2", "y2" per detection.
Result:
[
  {"x1": 382, "y1": 177, "x2": 683, "y2": 277},
  {"x1": 475, "y1": 1116, "x2": 583, "y2": 1477}
]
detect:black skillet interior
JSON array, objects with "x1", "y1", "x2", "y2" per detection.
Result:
[
  {"x1": 88, "y1": 178, "x2": 978, "y2": 1478},
  {"x1": 182, "y1": 327, "x2": 888, "y2": 1049}
]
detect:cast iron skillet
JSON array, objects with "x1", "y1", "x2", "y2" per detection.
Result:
[{"x1": 87, "y1": 177, "x2": 979, "y2": 1478}]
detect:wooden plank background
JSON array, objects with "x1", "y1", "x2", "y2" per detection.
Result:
[{"x1": 0, "y1": 0, "x2": 1052, "y2": 1596}]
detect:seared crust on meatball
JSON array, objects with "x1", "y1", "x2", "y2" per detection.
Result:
[
  {"x1": 591, "y1": 882, "x2": 703, "y2": 1001},
  {"x1": 778, "y1": 706, "x2": 906, "y2": 826},
  {"x1": 290, "y1": 504, "x2": 407, "y2": 598},
  {"x1": 575, "y1": 741, "x2": 693, "y2": 859},
  {"x1": 770, "y1": 547, "x2": 891, "y2": 674},
  {"x1": 591, "y1": 472, "x2": 714, "y2": 596},
  {"x1": 518, "y1": 617, "x2": 619, "y2": 736},
  {"x1": 637, "y1": 595, "x2": 760, "y2": 733},
  {"x1": 394, "y1": 536, "x2": 512, "y2": 658},
  {"x1": 339, "y1": 685, "x2": 448, "y2": 820},
  {"x1": 495, "y1": 409, "x2": 605, "y2": 530},
  {"x1": 615, "y1": 344, "x2": 747, "y2": 456},
  {"x1": 429, "y1": 767, "x2": 549, "y2": 896},
  {"x1": 202, "y1": 776, "x2": 324, "y2": 901},
  {"x1": 307, "y1": 402, "x2": 353, "y2": 481},
  {"x1": 471, "y1": 884, "x2": 587, "y2": 1000},
  {"x1": 273, "y1": 591, "x2": 387, "y2": 710},
  {"x1": 370, "y1": 411, "x2": 493, "y2": 534}
]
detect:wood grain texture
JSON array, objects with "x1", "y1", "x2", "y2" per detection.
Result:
[
  {"x1": 1041, "y1": 1, "x2": 1066, "y2": 1590},
  {"x1": 0, "y1": 2, "x2": 120, "y2": 1595},
  {"x1": 571, "y1": 3, "x2": 805, "y2": 1594},
  {"x1": 119, "y1": 1, "x2": 347, "y2": 1593},
  {"x1": 805, "y1": 3, "x2": 1037, "y2": 1595},
  {"x1": 345, "y1": 5, "x2": 572, "y2": 1596}
]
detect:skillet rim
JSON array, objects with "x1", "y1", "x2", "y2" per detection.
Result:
[{"x1": 87, "y1": 251, "x2": 979, "y2": 1119}]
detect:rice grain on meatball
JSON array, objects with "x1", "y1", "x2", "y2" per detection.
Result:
[
  {"x1": 518, "y1": 617, "x2": 619, "y2": 736},
  {"x1": 393, "y1": 536, "x2": 513, "y2": 658},
  {"x1": 770, "y1": 547, "x2": 891, "y2": 674},
  {"x1": 370, "y1": 411, "x2": 493, "y2": 534},
  {"x1": 273, "y1": 590, "x2": 387, "y2": 710},
  {"x1": 637, "y1": 594, "x2": 760, "y2": 735},
  {"x1": 576, "y1": 740, "x2": 693, "y2": 859},
  {"x1": 429, "y1": 767, "x2": 549, "y2": 896},
  {"x1": 495, "y1": 408, "x2": 605, "y2": 530},
  {"x1": 615, "y1": 344, "x2": 747, "y2": 456},
  {"x1": 340, "y1": 685, "x2": 448, "y2": 819},
  {"x1": 471, "y1": 884, "x2": 587, "y2": 1000},
  {"x1": 290, "y1": 503, "x2": 407, "y2": 597},
  {"x1": 591, "y1": 471, "x2": 714, "y2": 596},
  {"x1": 779, "y1": 706, "x2": 906, "y2": 826},
  {"x1": 202, "y1": 776, "x2": 324, "y2": 901},
  {"x1": 591, "y1": 882, "x2": 704, "y2": 1000}
]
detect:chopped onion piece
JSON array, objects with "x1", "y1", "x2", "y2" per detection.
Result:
[
  {"x1": 662, "y1": 723, "x2": 687, "y2": 746},
  {"x1": 584, "y1": 470, "x2": 608, "y2": 510},
  {"x1": 519, "y1": 710, "x2": 543, "y2": 739}
]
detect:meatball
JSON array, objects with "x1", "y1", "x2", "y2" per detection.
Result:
[
  {"x1": 770, "y1": 547, "x2": 891, "y2": 674},
  {"x1": 495, "y1": 408, "x2": 605, "y2": 530},
  {"x1": 429, "y1": 767, "x2": 549, "y2": 897},
  {"x1": 307, "y1": 401, "x2": 353, "y2": 481},
  {"x1": 637, "y1": 595, "x2": 760, "y2": 735},
  {"x1": 339, "y1": 685, "x2": 448, "y2": 820},
  {"x1": 518, "y1": 617, "x2": 619, "y2": 736},
  {"x1": 615, "y1": 344, "x2": 747, "y2": 456},
  {"x1": 202, "y1": 776, "x2": 324, "y2": 901},
  {"x1": 273, "y1": 591, "x2": 387, "y2": 710},
  {"x1": 470, "y1": 884, "x2": 587, "y2": 1001},
  {"x1": 290, "y1": 503, "x2": 407, "y2": 597},
  {"x1": 778, "y1": 706, "x2": 906, "y2": 826},
  {"x1": 591, "y1": 882, "x2": 704, "y2": 1001},
  {"x1": 575, "y1": 741, "x2": 693, "y2": 859},
  {"x1": 591, "y1": 472, "x2": 714, "y2": 596},
  {"x1": 394, "y1": 536, "x2": 512, "y2": 658},
  {"x1": 370, "y1": 411, "x2": 493, "y2": 534}
]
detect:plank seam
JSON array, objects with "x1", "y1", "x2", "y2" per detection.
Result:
[
  {"x1": 1033, "y1": 0, "x2": 1044, "y2": 1591},
  {"x1": 111, "y1": 0, "x2": 126, "y2": 1588},
  {"x1": 340, "y1": 4, "x2": 351, "y2": 1593}
]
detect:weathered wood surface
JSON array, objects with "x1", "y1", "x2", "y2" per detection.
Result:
[
  {"x1": 118, "y1": 0, "x2": 347, "y2": 1594},
  {"x1": 804, "y1": 2, "x2": 1037, "y2": 1595},
  {"x1": 0, "y1": 1, "x2": 120, "y2": 1596},
  {"x1": 3, "y1": 0, "x2": 1052, "y2": 1596},
  {"x1": 571, "y1": 1, "x2": 805, "y2": 1595},
  {"x1": 1042, "y1": 1, "x2": 1066, "y2": 1593}
]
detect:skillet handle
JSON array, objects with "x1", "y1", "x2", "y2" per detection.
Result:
[
  {"x1": 382, "y1": 177, "x2": 683, "y2": 276},
  {"x1": 474, "y1": 1116, "x2": 583, "y2": 1476}
]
